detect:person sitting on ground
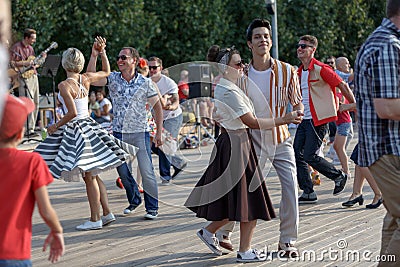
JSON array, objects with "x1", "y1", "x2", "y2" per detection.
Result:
[
  {"x1": 95, "y1": 89, "x2": 112, "y2": 123},
  {"x1": 0, "y1": 94, "x2": 64, "y2": 265},
  {"x1": 89, "y1": 90, "x2": 101, "y2": 119}
]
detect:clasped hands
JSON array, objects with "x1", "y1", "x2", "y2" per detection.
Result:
[
  {"x1": 282, "y1": 110, "x2": 304, "y2": 125},
  {"x1": 92, "y1": 36, "x2": 106, "y2": 56}
]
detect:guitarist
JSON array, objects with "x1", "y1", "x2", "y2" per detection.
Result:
[{"x1": 9, "y1": 28, "x2": 46, "y2": 136}]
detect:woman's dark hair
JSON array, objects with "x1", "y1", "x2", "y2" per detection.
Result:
[
  {"x1": 207, "y1": 45, "x2": 239, "y2": 65},
  {"x1": 206, "y1": 45, "x2": 220, "y2": 62}
]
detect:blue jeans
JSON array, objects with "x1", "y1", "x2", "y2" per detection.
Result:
[
  {"x1": 114, "y1": 132, "x2": 158, "y2": 212},
  {"x1": 0, "y1": 260, "x2": 32, "y2": 267},
  {"x1": 152, "y1": 114, "x2": 185, "y2": 181},
  {"x1": 293, "y1": 119, "x2": 342, "y2": 194}
]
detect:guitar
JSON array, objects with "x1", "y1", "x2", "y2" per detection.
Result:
[
  {"x1": 19, "y1": 41, "x2": 58, "y2": 79},
  {"x1": 8, "y1": 41, "x2": 58, "y2": 91}
]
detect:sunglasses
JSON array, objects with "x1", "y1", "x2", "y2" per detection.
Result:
[
  {"x1": 234, "y1": 60, "x2": 245, "y2": 67},
  {"x1": 116, "y1": 55, "x2": 131, "y2": 61},
  {"x1": 296, "y1": 44, "x2": 313, "y2": 49},
  {"x1": 149, "y1": 65, "x2": 160, "y2": 70},
  {"x1": 326, "y1": 61, "x2": 335, "y2": 64}
]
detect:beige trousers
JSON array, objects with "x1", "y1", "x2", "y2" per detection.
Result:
[
  {"x1": 18, "y1": 74, "x2": 39, "y2": 132},
  {"x1": 369, "y1": 154, "x2": 400, "y2": 267}
]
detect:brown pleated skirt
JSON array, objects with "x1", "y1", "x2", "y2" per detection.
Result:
[{"x1": 185, "y1": 128, "x2": 276, "y2": 222}]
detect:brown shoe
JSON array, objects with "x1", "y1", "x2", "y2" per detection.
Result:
[
  {"x1": 278, "y1": 242, "x2": 299, "y2": 258},
  {"x1": 216, "y1": 233, "x2": 234, "y2": 251}
]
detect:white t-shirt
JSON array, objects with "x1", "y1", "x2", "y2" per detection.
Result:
[
  {"x1": 214, "y1": 78, "x2": 254, "y2": 130},
  {"x1": 99, "y1": 97, "x2": 112, "y2": 121},
  {"x1": 156, "y1": 75, "x2": 182, "y2": 120},
  {"x1": 247, "y1": 65, "x2": 272, "y2": 119},
  {"x1": 300, "y1": 70, "x2": 312, "y2": 119}
]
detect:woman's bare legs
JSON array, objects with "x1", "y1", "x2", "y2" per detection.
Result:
[
  {"x1": 83, "y1": 172, "x2": 101, "y2": 222},
  {"x1": 348, "y1": 165, "x2": 365, "y2": 200},
  {"x1": 205, "y1": 219, "x2": 230, "y2": 233},
  {"x1": 239, "y1": 220, "x2": 257, "y2": 252},
  {"x1": 360, "y1": 166, "x2": 382, "y2": 203},
  {"x1": 96, "y1": 175, "x2": 111, "y2": 216},
  {"x1": 333, "y1": 134, "x2": 349, "y2": 174}
]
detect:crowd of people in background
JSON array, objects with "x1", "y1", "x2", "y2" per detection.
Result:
[{"x1": 1, "y1": 0, "x2": 399, "y2": 265}]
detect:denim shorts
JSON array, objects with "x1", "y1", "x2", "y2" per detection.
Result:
[
  {"x1": 336, "y1": 122, "x2": 352, "y2": 136},
  {"x1": 0, "y1": 260, "x2": 32, "y2": 267}
]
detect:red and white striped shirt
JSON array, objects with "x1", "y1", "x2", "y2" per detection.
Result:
[{"x1": 242, "y1": 58, "x2": 302, "y2": 144}]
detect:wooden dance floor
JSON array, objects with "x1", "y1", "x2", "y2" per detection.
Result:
[{"x1": 21, "y1": 133, "x2": 385, "y2": 267}]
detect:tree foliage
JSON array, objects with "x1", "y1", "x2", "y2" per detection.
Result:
[
  {"x1": 10, "y1": 0, "x2": 386, "y2": 92},
  {"x1": 277, "y1": 0, "x2": 386, "y2": 65}
]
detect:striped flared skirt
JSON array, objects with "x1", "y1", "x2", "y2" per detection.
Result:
[{"x1": 34, "y1": 117, "x2": 137, "y2": 182}]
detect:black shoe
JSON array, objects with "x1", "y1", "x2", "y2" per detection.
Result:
[
  {"x1": 298, "y1": 192, "x2": 318, "y2": 204},
  {"x1": 172, "y1": 162, "x2": 187, "y2": 179},
  {"x1": 366, "y1": 198, "x2": 383, "y2": 209},
  {"x1": 342, "y1": 195, "x2": 364, "y2": 207},
  {"x1": 333, "y1": 172, "x2": 347, "y2": 195}
]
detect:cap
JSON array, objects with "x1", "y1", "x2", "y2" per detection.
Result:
[{"x1": 0, "y1": 94, "x2": 35, "y2": 140}]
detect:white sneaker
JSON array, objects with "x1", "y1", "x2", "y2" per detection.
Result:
[
  {"x1": 76, "y1": 219, "x2": 102, "y2": 231},
  {"x1": 102, "y1": 213, "x2": 116, "y2": 226},
  {"x1": 197, "y1": 228, "x2": 222, "y2": 256},
  {"x1": 237, "y1": 248, "x2": 267, "y2": 262},
  {"x1": 144, "y1": 211, "x2": 158, "y2": 220}
]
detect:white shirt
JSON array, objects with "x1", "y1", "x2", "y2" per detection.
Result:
[
  {"x1": 301, "y1": 70, "x2": 312, "y2": 119},
  {"x1": 214, "y1": 78, "x2": 254, "y2": 130},
  {"x1": 247, "y1": 65, "x2": 272, "y2": 119},
  {"x1": 99, "y1": 97, "x2": 112, "y2": 121},
  {"x1": 156, "y1": 75, "x2": 182, "y2": 120}
]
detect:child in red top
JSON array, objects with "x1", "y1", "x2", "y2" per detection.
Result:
[
  {"x1": 332, "y1": 90, "x2": 353, "y2": 176},
  {"x1": 0, "y1": 95, "x2": 64, "y2": 266}
]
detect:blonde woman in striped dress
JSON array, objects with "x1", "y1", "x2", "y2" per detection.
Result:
[{"x1": 35, "y1": 37, "x2": 137, "y2": 231}]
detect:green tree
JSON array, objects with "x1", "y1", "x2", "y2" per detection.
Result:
[
  {"x1": 277, "y1": 0, "x2": 386, "y2": 66},
  {"x1": 11, "y1": 0, "x2": 158, "y2": 92},
  {"x1": 10, "y1": 0, "x2": 388, "y2": 90}
]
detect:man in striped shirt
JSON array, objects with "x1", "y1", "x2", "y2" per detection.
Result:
[{"x1": 354, "y1": 0, "x2": 400, "y2": 263}]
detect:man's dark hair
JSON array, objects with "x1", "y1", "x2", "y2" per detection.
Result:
[
  {"x1": 23, "y1": 28, "x2": 36, "y2": 39},
  {"x1": 387, "y1": 0, "x2": 400, "y2": 18},
  {"x1": 246, "y1": 19, "x2": 272, "y2": 41},
  {"x1": 148, "y1": 56, "x2": 163, "y2": 67},
  {"x1": 122, "y1": 47, "x2": 140, "y2": 62},
  {"x1": 299, "y1": 35, "x2": 318, "y2": 49}
]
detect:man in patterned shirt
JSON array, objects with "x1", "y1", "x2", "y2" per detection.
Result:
[
  {"x1": 354, "y1": 0, "x2": 400, "y2": 263},
  {"x1": 88, "y1": 47, "x2": 163, "y2": 220}
]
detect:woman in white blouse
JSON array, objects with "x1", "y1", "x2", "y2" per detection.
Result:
[{"x1": 185, "y1": 46, "x2": 303, "y2": 262}]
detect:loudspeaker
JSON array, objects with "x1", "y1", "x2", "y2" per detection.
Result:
[{"x1": 188, "y1": 63, "x2": 211, "y2": 99}]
